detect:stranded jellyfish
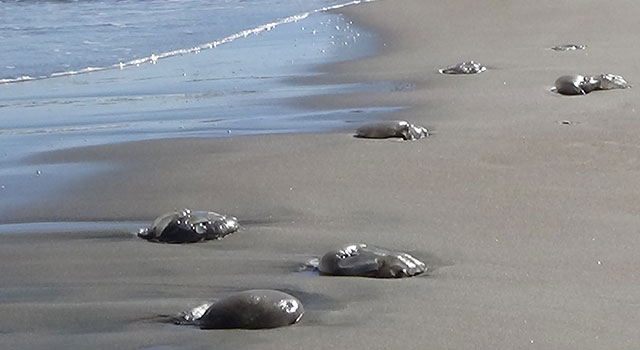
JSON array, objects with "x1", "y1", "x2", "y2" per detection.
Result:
[
  {"x1": 138, "y1": 208, "x2": 239, "y2": 243},
  {"x1": 439, "y1": 60, "x2": 487, "y2": 75},
  {"x1": 317, "y1": 243, "x2": 426, "y2": 278},
  {"x1": 355, "y1": 120, "x2": 428, "y2": 141},
  {"x1": 554, "y1": 74, "x2": 630, "y2": 95},
  {"x1": 175, "y1": 289, "x2": 304, "y2": 329}
]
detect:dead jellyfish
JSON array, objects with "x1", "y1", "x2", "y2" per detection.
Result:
[
  {"x1": 439, "y1": 60, "x2": 487, "y2": 74},
  {"x1": 315, "y1": 243, "x2": 427, "y2": 278},
  {"x1": 551, "y1": 44, "x2": 586, "y2": 51},
  {"x1": 355, "y1": 120, "x2": 428, "y2": 141},
  {"x1": 554, "y1": 74, "x2": 630, "y2": 95},
  {"x1": 174, "y1": 289, "x2": 304, "y2": 329},
  {"x1": 138, "y1": 208, "x2": 239, "y2": 243}
]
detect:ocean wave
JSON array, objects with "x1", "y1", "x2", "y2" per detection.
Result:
[{"x1": 1, "y1": 0, "x2": 374, "y2": 85}]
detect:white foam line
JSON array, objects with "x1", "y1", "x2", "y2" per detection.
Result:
[{"x1": 1, "y1": 0, "x2": 376, "y2": 85}]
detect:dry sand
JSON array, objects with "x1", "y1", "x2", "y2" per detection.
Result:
[{"x1": 3, "y1": 0, "x2": 640, "y2": 349}]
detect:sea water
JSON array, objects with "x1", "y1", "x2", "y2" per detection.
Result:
[
  {"x1": 0, "y1": 0, "x2": 382, "y2": 161},
  {"x1": 0, "y1": 0, "x2": 375, "y2": 82},
  {"x1": 0, "y1": 0, "x2": 390, "y2": 221}
]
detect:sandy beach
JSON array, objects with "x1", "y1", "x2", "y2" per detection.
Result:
[{"x1": 3, "y1": 0, "x2": 640, "y2": 349}]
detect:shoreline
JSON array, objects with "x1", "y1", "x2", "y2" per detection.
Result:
[
  {"x1": 3, "y1": 0, "x2": 640, "y2": 349},
  {"x1": 0, "y1": 5, "x2": 383, "y2": 224}
]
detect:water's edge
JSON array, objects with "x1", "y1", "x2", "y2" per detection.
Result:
[{"x1": 0, "y1": 0, "x2": 409, "y2": 227}]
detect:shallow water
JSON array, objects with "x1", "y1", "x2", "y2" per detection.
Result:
[{"x1": 1, "y1": 0, "x2": 380, "y2": 159}]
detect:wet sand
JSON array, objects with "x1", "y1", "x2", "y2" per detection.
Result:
[{"x1": 3, "y1": 0, "x2": 640, "y2": 349}]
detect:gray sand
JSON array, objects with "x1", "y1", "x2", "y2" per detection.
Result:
[{"x1": 3, "y1": 0, "x2": 640, "y2": 349}]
